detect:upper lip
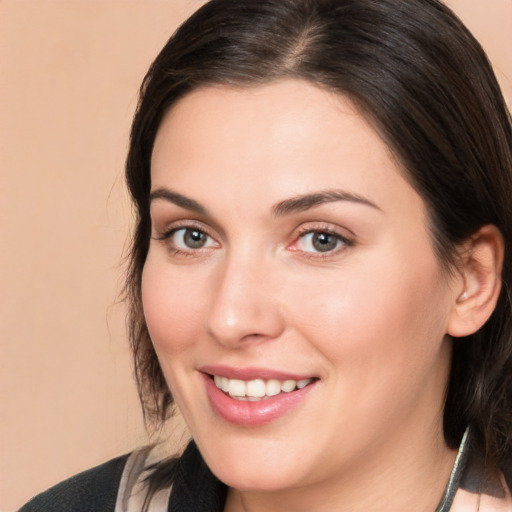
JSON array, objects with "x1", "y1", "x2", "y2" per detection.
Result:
[{"x1": 199, "y1": 364, "x2": 317, "y2": 381}]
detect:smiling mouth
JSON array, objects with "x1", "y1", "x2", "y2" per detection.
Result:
[{"x1": 211, "y1": 375, "x2": 316, "y2": 401}]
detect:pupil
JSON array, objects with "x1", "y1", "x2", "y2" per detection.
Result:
[
  {"x1": 313, "y1": 232, "x2": 337, "y2": 252},
  {"x1": 184, "y1": 229, "x2": 206, "y2": 248}
]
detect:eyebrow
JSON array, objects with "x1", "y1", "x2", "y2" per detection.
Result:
[
  {"x1": 272, "y1": 189, "x2": 382, "y2": 217},
  {"x1": 149, "y1": 187, "x2": 208, "y2": 215},
  {"x1": 149, "y1": 186, "x2": 381, "y2": 217}
]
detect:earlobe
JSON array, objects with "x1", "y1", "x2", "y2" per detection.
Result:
[{"x1": 447, "y1": 225, "x2": 504, "y2": 338}]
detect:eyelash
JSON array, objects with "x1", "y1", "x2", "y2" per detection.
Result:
[
  {"x1": 153, "y1": 223, "x2": 354, "y2": 258},
  {"x1": 291, "y1": 226, "x2": 354, "y2": 258},
  {"x1": 154, "y1": 222, "x2": 218, "y2": 257}
]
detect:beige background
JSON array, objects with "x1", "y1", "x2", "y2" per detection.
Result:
[{"x1": 1, "y1": 1, "x2": 511, "y2": 510}]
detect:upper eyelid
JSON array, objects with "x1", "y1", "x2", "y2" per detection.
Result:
[
  {"x1": 149, "y1": 196, "x2": 358, "y2": 234},
  {"x1": 151, "y1": 217, "x2": 356, "y2": 245},
  {"x1": 290, "y1": 223, "x2": 356, "y2": 251},
  {"x1": 293, "y1": 229, "x2": 353, "y2": 246},
  {"x1": 149, "y1": 209, "x2": 227, "y2": 240},
  {"x1": 293, "y1": 221, "x2": 356, "y2": 240},
  {"x1": 153, "y1": 219, "x2": 214, "y2": 236}
]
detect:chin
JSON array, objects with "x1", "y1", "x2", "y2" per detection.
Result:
[
  {"x1": 213, "y1": 464, "x2": 301, "y2": 492},
  {"x1": 199, "y1": 440, "x2": 310, "y2": 492}
]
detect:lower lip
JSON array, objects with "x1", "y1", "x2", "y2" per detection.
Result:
[{"x1": 203, "y1": 374, "x2": 317, "y2": 427}]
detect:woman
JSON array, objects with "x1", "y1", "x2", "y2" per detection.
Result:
[{"x1": 21, "y1": 0, "x2": 512, "y2": 510}]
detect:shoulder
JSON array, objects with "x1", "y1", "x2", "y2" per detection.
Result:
[
  {"x1": 18, "y1": 453, "x2": 130, "y2": 512},
  {"x1": 18, "y1": 443, "x2": 226, "y2": 512},
  {"x1": 451, "y1": 432, "x2": 512, "y2": 512}
]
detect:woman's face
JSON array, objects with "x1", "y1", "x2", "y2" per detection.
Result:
[{"x1": 142, "y1": 80, "x2": 458, "y2": 494}]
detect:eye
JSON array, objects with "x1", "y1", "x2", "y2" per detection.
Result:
[
  {"x1": 295, "y1": 230, "x2": 349, "y2": 253},
  {"x1": 170, "y1": 228, "x2": 216, "y2": 250},
  {"x1": 153, "y1": 223, "x2": 219, "y2": 257}
]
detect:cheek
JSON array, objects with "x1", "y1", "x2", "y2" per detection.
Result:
[
  {"x1": 285, "y1": 254, "x2": 453, "y2": 446},
  {"x1": 287, "y1": 248, "x2": 451, "y2": 373},
  {"x1": 141, "y1": 258, "x2": 207, "y2": 356}
]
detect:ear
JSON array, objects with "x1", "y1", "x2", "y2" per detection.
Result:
[{"x1": 447, "y1": 224, "x2": 504, "y2": 338}]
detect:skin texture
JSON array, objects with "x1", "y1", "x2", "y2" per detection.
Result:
[{"x1": 142, "y1": 80, "x2": 497, "y2": 511}]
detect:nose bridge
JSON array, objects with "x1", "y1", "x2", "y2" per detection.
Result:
[{"x1": 206, "y1": 245, "x2": 284, "y2": 346}]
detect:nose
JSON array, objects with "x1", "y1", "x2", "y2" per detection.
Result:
[{"x1": 205, "y1": 252, "x2": 285, "y2": 348}]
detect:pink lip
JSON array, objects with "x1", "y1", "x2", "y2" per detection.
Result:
[
  {"x1": 200, "y1": 369, "x2": 318, "y2": 427},
  {"x1": 200, "y1": 364, "x2": 315, "y2": 381}
]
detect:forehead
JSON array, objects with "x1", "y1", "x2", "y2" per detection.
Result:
[
  {"x1": 154, "y1": 80, "x2": 375, "y2": 159},
  {"x1": 150, "y1": 79, "x2": 425, "y2": 222}
]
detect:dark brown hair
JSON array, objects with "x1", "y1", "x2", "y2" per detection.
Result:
[{"x1": 126, "y1": 0, "x2": 512, "y2": 476}]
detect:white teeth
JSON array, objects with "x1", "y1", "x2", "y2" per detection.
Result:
[
  {"x1": 213, "y1": 375, "x2": 314, "y2": 399},
  {"x1": 246, "y1": 379, "x2": 266, "y2": 397},
  {"x1": 220, "y1": 377, "x2": 230, "y2": 393},
  {"x1": 297, "y1": 379, "x2": 310, "y2": 389},
  {"x1": 266, "y1": 379, "x2": 282, "y2": 397},
  {"x1": 281, "y1": 380, "x2": 296, "y2": 392},
  {"x1": 228, "y1": 379, "x2": 246, "y2": 397},
  {"x1": 215, "y1": 375, "x2": 231, "y2": 392}
]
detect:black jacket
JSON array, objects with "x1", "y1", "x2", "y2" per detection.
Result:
[
  {"x1": 19, "y1": 442, "x2": 226, "y2": 512},
  {"x1": 19, "y1": 454, "x2": 129, "y2": 512}
]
